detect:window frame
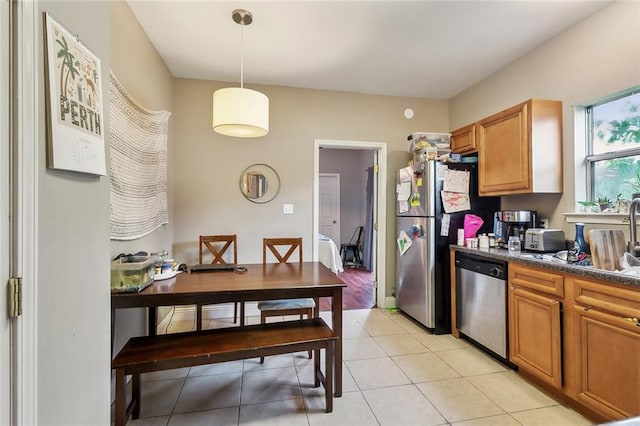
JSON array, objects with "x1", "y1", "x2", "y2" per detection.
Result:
[{"x1": 585, "y1": 88, "x2": 640, "y2": 202}]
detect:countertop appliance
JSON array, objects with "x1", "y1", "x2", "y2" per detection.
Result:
[
  {"x1": 494, "y1": 210, "x2": 537, "y2": 247},
  {"x1": 455, "y1": 252, "x2": 510, "y2": 363},
  {"x1": 395, "y1": 159, "x2": 500, "y2": 334},
  {"x1": 524, "y1": 228, "x2": 566, "y2": 252}
]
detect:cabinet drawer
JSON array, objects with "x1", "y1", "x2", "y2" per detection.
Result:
[
  {"x1": 572, "y1": 277, "x2": 640, "y2": 318},
  {"x1": 451, "y1": 123, "x2": 477, "y2": 154},
  {"x1": 509, "y1": 263, "x2": 564, "y2": 297}
]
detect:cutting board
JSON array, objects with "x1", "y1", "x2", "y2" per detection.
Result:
[{"x1": 588, "y1": 229, "x2": 627, "y2": 271}]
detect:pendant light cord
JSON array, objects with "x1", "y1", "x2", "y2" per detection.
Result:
[{"x1": 240, "y1": 24, "x2": 244, "y2": 89}]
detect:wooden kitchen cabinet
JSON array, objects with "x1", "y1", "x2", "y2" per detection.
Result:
[
  {"x1": 451, "y1": 123, "x2": 477, "y2": 154},
  {"x1": 508, "y1": 263, "x2": 564, "y2": 389},
  {"x1": 571, "y1": 277, "x2": 640, "y2": 420},
  {"x1": 477, "y1": 99, "x2": 563, "y2": 196}
]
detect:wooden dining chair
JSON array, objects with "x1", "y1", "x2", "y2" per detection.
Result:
[
  {"x1": 340, "y1": 225, "x2": 364, "y2": 266},
  {"x1": 197, "y1": 235, "x2": 242, "y2": 329},
  {"x1": 258, "y1": 237, "x2": 314, "y2": 362}
]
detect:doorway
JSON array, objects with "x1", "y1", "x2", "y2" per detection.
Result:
[{"x1": 313, "y1": 139, "x2": 387, "y2": 310}]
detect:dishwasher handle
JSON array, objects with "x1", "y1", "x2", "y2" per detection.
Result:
[{"x1": 455, "y1": 253, "x2": 507, "y2": 280}]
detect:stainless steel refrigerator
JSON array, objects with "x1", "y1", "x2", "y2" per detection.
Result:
[{"x1": 395, "y1": 160, "x2": 500, "y2": 334}]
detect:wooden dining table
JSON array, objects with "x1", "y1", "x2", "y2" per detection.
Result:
[{"x1": 111, "y1": 261, "x2": 347, "y2": 396}]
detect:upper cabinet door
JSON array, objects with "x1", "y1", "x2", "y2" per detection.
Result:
[
  {"x1": 478, "y1": 103, "x2": 530, "y2": 195},
  {"x1": 477, "y1": 99, "x2": 563, "y2": 197},
  {"x1": 451, "y1": 123, "x2": 477, "y2": 154}
]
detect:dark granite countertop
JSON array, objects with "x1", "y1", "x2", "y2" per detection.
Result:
[{"x1": 450, "y1": 245, "x2": 640, "y2": 289}]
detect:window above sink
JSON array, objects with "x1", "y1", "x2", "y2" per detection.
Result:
[{"x1": 585, "y1": 89, "x2": 640, "y2": 203}]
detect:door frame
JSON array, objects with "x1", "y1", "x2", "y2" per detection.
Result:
[
  {"x1": 7, "y1": 0, "x2": 39, "y2": 423},
  {"x1": 1, "y1": 0, "x2": 11, "y2": 422},
  {"x1": 313, "y1": 139, "x2": 387, "y2": 308}
]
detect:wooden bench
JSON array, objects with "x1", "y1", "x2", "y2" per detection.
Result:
[{"x1": 112, "y1": 318, "x2": 336, "y2": 425}]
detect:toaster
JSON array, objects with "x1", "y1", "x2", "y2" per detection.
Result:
[{"x1": 524, "y1": 228, "x2": 566, "y2": 252}]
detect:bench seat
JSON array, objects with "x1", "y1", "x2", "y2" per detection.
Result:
[{"x1": 112, "y1": 318, "x2": 336, "y2": 425}]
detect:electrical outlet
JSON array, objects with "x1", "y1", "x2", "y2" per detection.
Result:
[
  {"x1": 540, "y1": 218, "x2": 549, "y2": 228},
  {"x1": 283, "y1": 204, "x2": 294, "y2": 215}
]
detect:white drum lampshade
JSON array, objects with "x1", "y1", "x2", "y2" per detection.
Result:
[{"x1": 212, "y1": 87, "x2": 269, "y2": 138}]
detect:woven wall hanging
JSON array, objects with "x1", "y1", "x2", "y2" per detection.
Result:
[{"x1": 109, "y1": 71, "x2": 171, "y2": 240}]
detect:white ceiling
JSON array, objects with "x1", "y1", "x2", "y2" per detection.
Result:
[{"x1": 126, "y1": 1, "x2": 612, "y2": 100}]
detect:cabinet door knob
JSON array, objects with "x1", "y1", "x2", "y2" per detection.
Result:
[{"x1": 583, "y1": 306, "x2": 589, "y2": 312}]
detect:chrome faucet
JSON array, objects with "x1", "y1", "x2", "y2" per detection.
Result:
[{"x1": 629, "y1": 197, "x2": 640, "y2": 256}]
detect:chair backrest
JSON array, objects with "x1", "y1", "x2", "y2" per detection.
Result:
[
  {"x1": 199, "y1": 235, "x2": 238, "y2": 265},
  {"x1": 351, "y1": 226, "x2": 364, "y2": 246},
  {"x1": 263, "y1": 237, "x2": 303, "y2": 264}
]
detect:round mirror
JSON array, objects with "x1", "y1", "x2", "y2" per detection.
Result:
[{"x1": 239, "y1": 163, "x2": 280, "y2": 204}]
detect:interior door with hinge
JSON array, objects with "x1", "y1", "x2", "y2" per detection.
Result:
[
  {"x1": 319, "y1": 173, "x2": 341, "y2": 247},
  {"x1": 1, "y1": 0, "x2": 12, "y2": 422},
  {"x1": 4, "y1": 1, "x2": 37, "y2": 423}
]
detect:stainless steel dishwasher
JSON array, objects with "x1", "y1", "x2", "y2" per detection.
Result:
[{"x1": 455, "y1": 252, "x2": 508, "y2": 362}]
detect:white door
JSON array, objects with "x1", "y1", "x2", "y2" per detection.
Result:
[
  {"x1": 1, "y1": 0, "x2": 12, "y2": 422},
  {"x1": 319, "y1": 173, "x2": 341, "y2": 246}
]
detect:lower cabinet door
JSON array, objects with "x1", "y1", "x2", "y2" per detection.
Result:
[
  {"x1": 574, "y1": 305, "x2": 640, "y2": 419},
  {"x1": 509, "y1": 286, "x2": 562, "y2": 389}
]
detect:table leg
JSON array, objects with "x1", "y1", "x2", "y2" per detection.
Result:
[
  {"x1": 111, "y1": 309, "x2": 115, "y2": 358},
  {"x1": 313, "y1": 297, "x2": 320, "y2": 318},
  {"x1": 148, "y1": 307, "x2": 157, "y2": 336},
  {"x1": 332, "y1": 287, "x2": 343, "y2": 397}
]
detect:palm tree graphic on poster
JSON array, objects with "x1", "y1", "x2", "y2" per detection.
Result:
[
  {"x1": 44, "y1": 13, "x2": 106, "y2": 176},
  {"x1": 56, "y1": 35, "x2": 79, "y2": 102}
]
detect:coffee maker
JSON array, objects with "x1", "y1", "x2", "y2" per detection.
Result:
[{"x1": 494, "y1": 210, "x2": 537, "y2": 247}]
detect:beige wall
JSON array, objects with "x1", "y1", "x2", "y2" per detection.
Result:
[
  {"x1": 171, "y1": 78, "x2": 448, "y2": 294},
  {"x1": 109, "y1": 0, "x2": 174, "y2": 355},
  {"x1": 37, "y1": 1, "x2": 111, "y2": 422},
  {"x1": 450, "y1": 1, "x2": 640, "y2": 240}
]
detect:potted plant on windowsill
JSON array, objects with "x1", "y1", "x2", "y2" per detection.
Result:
[
  {"x1": 596, "y1": 196, "x2": 612, "y2": 212},
  {"x1": 576, "y1": 200, "x2": 600, "y2": 213},
  {"x1": 625, "y1": 171, "x2": 640, "y2": 200}
]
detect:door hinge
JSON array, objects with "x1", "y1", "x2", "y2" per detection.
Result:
[
  {"x1": 373, "y1": 164, "x2": 379, "y2": 173},
  {"x1": 373, "y1": 280, "x2": 378, "y2": 289},
  {"x1": 8, "y1": 277, "x2": 22, "y2": 317},
  {"x1": 373, "y1": 222, "x2": 378, "y2": 231}
]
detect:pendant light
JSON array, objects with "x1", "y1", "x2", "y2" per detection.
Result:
[{"x1": 212, "y1": 9, "x2": 269, "y2": 138}]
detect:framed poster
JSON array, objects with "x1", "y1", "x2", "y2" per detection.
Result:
[{"x1": 43, "y1": 12, "x2": 106, "y2": 175}]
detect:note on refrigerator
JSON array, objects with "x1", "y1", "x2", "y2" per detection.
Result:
[
  {"x1": 440, "y1": 213, "x2": 450, "y2": 236},
  {"x1": 441, "y1": 191, "x2": 471, "y2": 213},
  {"x1": 397, "y1": 181, "x2": 411, "y2": 201},
  {"x1": 398, "y1": 166, "x2": 413, "y2": 182},
  {"x1": 443, "y1": 169, "x2": 470, "y2": 194},
  {"x1": 436, "y1": 163, "x2": 447, "y2": 181},
  {"x1": 397, "y1": 230, "x2": 412, "y2": 256}
]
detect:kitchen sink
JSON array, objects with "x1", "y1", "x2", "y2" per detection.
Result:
[{"x1": 517, "y1": 253, "x2": 593, "y2": 267}]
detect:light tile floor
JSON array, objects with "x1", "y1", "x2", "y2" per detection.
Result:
[{"x1": 114, "y1": 308, "x2": 594, "y2": 426}]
